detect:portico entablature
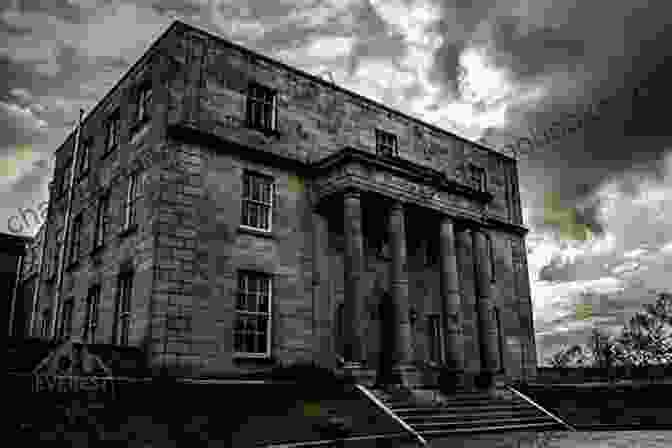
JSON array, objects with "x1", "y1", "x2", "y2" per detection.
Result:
[{"x1": 311, "y1": 146, "x2": 527, "y2": 236}]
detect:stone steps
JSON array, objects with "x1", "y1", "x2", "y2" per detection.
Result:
[{"x1": 370, "y1": 387, "x2": 565, "y2": 437}]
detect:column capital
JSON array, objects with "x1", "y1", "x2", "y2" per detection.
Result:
[
  {"x1": 343, "y1": 188, "x2": 361, "y2": 200},
  {"x1": 390, "y1": 200, "x2": 405, "y2": 212}
]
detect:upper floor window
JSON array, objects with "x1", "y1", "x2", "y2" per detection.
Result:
[
  {"x1": 58, "y1": 157, "x2": 72, "y2": 198},
  {"x1": 487, "y1": 234, "x2": 496, "y2": 282},
  {"x1": 59, "y1": 298, "x2": 74, "y2": 340},
  {"x1": 94, "y1": 193, "x2": 110, "y2": 249},
  {"x1": 124, "y1": 172, "x2": 143, "y2": 230},
  {"x1": 135, "y1": 81, "x2": 153, "y2": 125},
  {"x1": 234, "y1": 270, "x2": 272, "y2": 356},
  {"x1": 76, "y1": 138, "x2": 91, "y2": 179},
  {"x1": 241, "y1": 172, "x2": 274, "y2": 232},
  {"x1": 376, "y1": 129, "x2": 398, "y2": 157},
  {"x1": 50, "y1": 228, "x2": 63, "y2": 278},
  {"x1": 84, "y1": 284, "x2": 101, "y2": 344},
  {"x1": 104, "y1": 109, "x2": 120, "y2": 155},
  {"x1": 246, "y1": 83, "x2": 276, "y2": 132},
  {"x1": 69, "y1": 214, "x2": 83, "y2": 265},
  {"x1": 467, "y1": 163, "x2": 487, "y2": 192},
  {"x1": 114, "y1": 271, "x2": 133, "y2": 346}
]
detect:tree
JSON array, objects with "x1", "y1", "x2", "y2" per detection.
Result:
[{"x1": 617, "y1": 291, "x2": 672, "y2": 366}]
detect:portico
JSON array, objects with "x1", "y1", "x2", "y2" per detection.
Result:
[{"x1": 310, "y1": 146, "x2": 518, "y2": 391}]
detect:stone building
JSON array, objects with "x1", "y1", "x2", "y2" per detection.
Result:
[
  {"x1": 2, "y1": 232, "x2": 31, "y2": 338},
  {"x1": 30, "y1": 20, "x2": 536, "y2": 389}
]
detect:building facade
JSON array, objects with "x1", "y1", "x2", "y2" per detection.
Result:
[
  {"x1": 30, "y1": 20, "x2": 536, "y2": 387},
  {"x1": 3, "y1": 232, "x2": 30, "y2": 338}
]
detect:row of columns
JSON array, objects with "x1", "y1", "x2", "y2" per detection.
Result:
[{"x1": 340, "y1": 189, "x2": 500, "y2": 388}]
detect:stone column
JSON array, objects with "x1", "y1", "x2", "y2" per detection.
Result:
[
  {"x1": 473, "y1": 229, "x2": 500, "y2": 391},
  {"x1": 439, "y1": 216, "x2": 465, "y2": 384},
  {"x1": 342, "y1": 190, "x2": 365, "y2": 367},
  {"x1": 389, "y1": 201, "x2": 416, "y2": 386}
]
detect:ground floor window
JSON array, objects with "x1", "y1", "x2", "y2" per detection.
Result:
[
  {"x1": 427, "y1": 314, "x2": 444, "y2": 364},
  {"x1": 234, "y1": 271, "x2": 272, "y2": 356},
  {"x1": 494, "y1": 306, "x2": 505, "y2": 372}
]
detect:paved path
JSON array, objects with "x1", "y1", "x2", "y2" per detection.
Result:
[
  {"x1": 534, "y1": 431, "x2": 672, "y2": 448},
  {"x1": 427, "y1": 431, "x2": 672, "y2": 448}
]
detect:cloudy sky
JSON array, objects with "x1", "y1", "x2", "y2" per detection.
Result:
[{"x1": 1, "y1": 0, "x2": 671, "y2": 364}]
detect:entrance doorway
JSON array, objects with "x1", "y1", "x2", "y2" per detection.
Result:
[{"x1": 377, "y1": 292, "x2": 395, "y2": 385}]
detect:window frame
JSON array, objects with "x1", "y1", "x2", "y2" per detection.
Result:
[
  {"x1": 49, "y1": 228, "x2": 63, "y2": 279},
  {"x1": 246, "y1": 82, "x2": 277, "y2": 132},
  {"x1": 40, "y1": 308, "x2": 51, "y2": 339},
  {"x1": 233, "y1": 270, "x2": 273, "y2": 358},
  {"x1": 103, "y1": 109, "x2": 120, "y2": 156},
  {"x1": 240, "y1": 171, "x2": 275, "y2": 232},
  {"x1": 84, "y1": 284, "x2": 101, "y2": 344},
  {"x1": 467, "y1": 163, "x2": 487, "y2": 192},
  {"x1": 494, "y1": 306, "x2": 505, "y2": 373},
  {"x1": 375, "y1": 129, "x2": 398, "y2": 157},
  {"x1": 427, "y1": 314, "x2": 444, "y2": 364},
  {"x1": 487, "y1": 234, "x2": 496, "y2": 282},
  {"x1": 135, "y1": 80, "x2": 153, "y2": 125},
  {"x1": 113, "y1": 272, "x2": 133, "y2": 346},
  {"x1": 76, "y1": 138, "x2": 91, "y2": 179},
  {"x1": 94, "y1": 192, "x2": 110, "y2": 250},
  {"x1": 124, "y1": 171, "x2": 143, "y2": 230},
  {"x1": 59, "y1": 298, "x2": 74, "y2": 340},
  {"x1": 58, "y1": 157, "x2": 73, "y2": 198},
  {"x1": 69, "y1": 213, "x2": 83, "y2": 266}
]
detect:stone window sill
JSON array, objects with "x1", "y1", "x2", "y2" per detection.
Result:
[
  {"x1": 233, "y1": 353, "x2": 274, "y2": 363},
  {"x1": 237, "y1": 225, "x2": 275, "y2": 239}
]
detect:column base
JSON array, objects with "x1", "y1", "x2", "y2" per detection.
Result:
[
  {"x1": 438, "y1": 368, "x2": 467, "y2": 393},
  {"x1": 474, "y1": 370, "x2": 498, "y2": 396},
  {"x1": 389, "y1": 364, "x2": 423, "y2": 388}
]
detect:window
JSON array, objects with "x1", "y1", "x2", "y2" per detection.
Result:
[
  {"x1": 40, "y1": 308, "x2": 51, "y2": 338},
  {"x1": 427, "y1": 314, "x2": 444, "y2": 364},
  {"x1": 113, "y1": 272, "x2": 133, "y2": 346},
  {"x1": 467, "y1": 163, "x2": 486, "y2": 192},
  {"x1": 494, "y1": 306, "x2": 504, "y2": 372},
  {"x1": 104, "y1": 109, "x2": 120, "y2": 154},
  {"x1": 124, "y1": 172, "x2": 142, "y2": 230},
  {"x1": 94, "y1": 193, "x2": 110, "y2": 249},
  {"x1": 69, "y1": 214, "x2": 83, "y2": 265},
  {"x1": 241, "y1": 172, "x2": 274, "y2": 231},
  {"x1": 59, "y1": 298, "x2": 74, "y2": 339},
  {"x1": 234, "y1": 271, "x2": 272, "y2": 356},
  {"x1": 376, "y1": 129, "x2": 398, "y2": 157},
  {"x1": 336, "y1": 303, "x2": 345, "y2": 358},
  {"x1": 246, "y1": 83, "x2": 276, "y2": 132},
  {"x1": 487, "y1": 234, "x2": 496, "y2": 282},
  {"x1": 84, "y1": 284, "x2": 101, "y2": 343},
  {"x1": 76, "y1": 138, "x2": 90, "y2": 178},
  {"x1": 50, "y1": 228, "x2": 63, "y2": 278},
  {"x1": 58, "y1": 158, "x2": 72, "y2": 197},
  {"x1": 135, "y1": 81, "x2": 152, "y2": 125}
]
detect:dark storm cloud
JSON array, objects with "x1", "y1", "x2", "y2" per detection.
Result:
[{"x1": 486, "y1": 18, "x2": 586, "y2": 81}]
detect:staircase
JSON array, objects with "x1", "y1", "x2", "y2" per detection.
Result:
[{"x1": 370, "y1": 387, "x2": 566, "y2": 438}]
